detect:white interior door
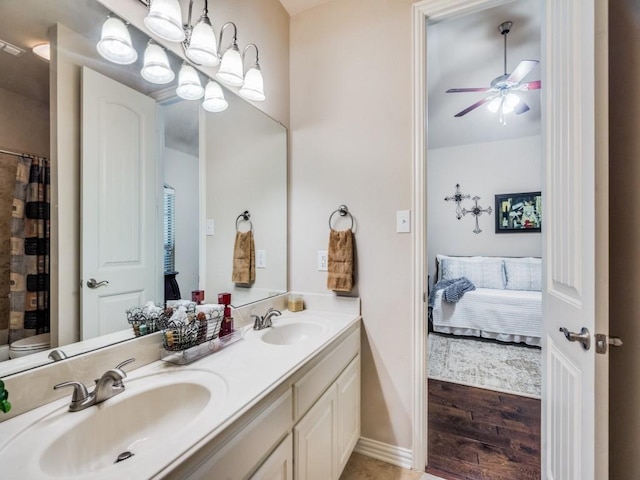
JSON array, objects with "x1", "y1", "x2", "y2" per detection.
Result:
[
  {"x1": 81, "y1": 67, "x2": 161, "y2": 339},
  {"x1": 542, "y1": 0, "x2": 609, "y2": 478}
]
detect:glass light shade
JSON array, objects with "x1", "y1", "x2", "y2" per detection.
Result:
[
  {"x1": 176, "y1": 64, "x2": 204, "y2": 100},
  {"x1": 487, "y1": 97, "x2": 502, "y2": 113},
  {"x1": 202, "y1": 81, "x2": 228, "y2": 112},
  {"x1": 488, "y1": 93, "x2": 520, "y2": 114},
  {"x1": 97, "y1": 17, "x2": 137, "y2": 65},
  {"x1": 504, "y1": 93, "x2": 521, "y2": 109},
  {"x1": 141, "y1": 44, "x2": 175, "y2": 84},
  {"x1": 32, "y1": 43, "x2": 50, "y2": 61},
  {"x1": 239, "y1": 66, "x2": 265, "y2": 101},
  {"x1": 215, "y1": 46, "x2": 243, "y2": 86},
  {"x1": 143, "y1": 0, "x2": 185, "y2": 42},
  {"x1": 186, "y1": 20, "x2": 219, "y2": 67}
]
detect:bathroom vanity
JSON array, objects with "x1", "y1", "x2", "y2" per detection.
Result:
[{"x1": 0, "y1": 306, "x2": 361, "y2": 480}]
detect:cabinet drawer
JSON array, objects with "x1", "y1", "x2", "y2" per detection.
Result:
[{"x1": 293, "y1": 328, "x2": 359, "y2": 421}]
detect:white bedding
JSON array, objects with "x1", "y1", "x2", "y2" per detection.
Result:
[{"x1": 431, "y1": 287, "x2": 542, "y2": 346}]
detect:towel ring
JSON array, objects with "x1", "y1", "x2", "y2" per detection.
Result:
[
  {"x1": 328, "y1": 204, "x2": 354, "y2": 230},
  {"x1": 236, "y1": 210, "x2": 253, "y2": 232}
]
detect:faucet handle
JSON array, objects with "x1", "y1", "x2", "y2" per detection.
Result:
[
  {"x1": 115, "y1": 358, "x2": 135, "y2": 371},
  {"x1": 54, "y1": 381, "x2": 90, "y2": 403}
]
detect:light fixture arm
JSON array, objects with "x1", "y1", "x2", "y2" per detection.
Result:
[
  {"x1": 242, "y1": 43, "x2": 260, "y2": 70},
  {"x1": 218, "y1": 21, "x2": 238, "y2": 53}
]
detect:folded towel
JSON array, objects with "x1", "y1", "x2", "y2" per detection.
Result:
[
  {"x1": 232, "y1": 230, "x2": 255, "y2": 284},
  {"x1": 428, "y1": 277, "x2": 475, "y2": 308},
  {"x1": 327, "y1": 229, "x2": 354, "y2": 292}
]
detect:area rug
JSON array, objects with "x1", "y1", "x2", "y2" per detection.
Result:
[{"x1": 428, "y1": 333, "x2": 541, "y2": 398}]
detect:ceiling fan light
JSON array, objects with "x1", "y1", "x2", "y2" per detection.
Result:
[
  {"x1": 176, "y1": 64, "x2": 204, "y2": 100},
  {"x1": 97, "y1": 17, "x2": 138, "y2": 65},
  {"x1": 186, "y1": 18, "x2": 219, "y2": 67},
  {"x1": 487, "y1": 97, "x2": 502, "y2": 113},
  {"x1": 215, "y1": 44, "x2": 243, "y2": 86},
  {"x1": 505, "y1": 93, "x2": 520, "y2": 108},
  {"x1": 144, "y1": 0, "x2": 185, "y2": 43},
  {"x1": 203, "y1": 80, "x2": 228, "y2": 112},
  {"x1": 239, "y1": 65, "x2": 265, "y2": 101},
  {"x1": 141, "y1": 43, "x2": 175, "y2": 84}
]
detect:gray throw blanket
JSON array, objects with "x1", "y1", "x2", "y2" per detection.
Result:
[{"x1": 428, "y1": 277, "x2": 476, "y2": 308}]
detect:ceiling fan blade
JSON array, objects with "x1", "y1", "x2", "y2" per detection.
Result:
[
  {"x1": 518, "y1": 80, "x2": 541, "y2": 91},
  {"x1": 454, "y1": 95, "x2": 497, "y2": 117},
  {"x1": 514, "y1": 101, "x2": 530, "y2": 115},
  {"x1": 446, "y1": 87, "x2": 491, "y2": 93},
  {"x1": 506, "y1": 60, "x2": 539, "y2": 85}
]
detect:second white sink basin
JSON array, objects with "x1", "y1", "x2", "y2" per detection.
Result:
[
  {"x1": 261, "y1": 322, "x2": 325, "y2": 345},
  {"x1": 0, "y1": 368, "x2": 228, "y2": 479},
  {"x1": 245, "y1": 316, "x2": 329, "y2": 346}
]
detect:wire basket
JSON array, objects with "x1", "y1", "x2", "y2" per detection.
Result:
[
  {"x1": 126, "y1": 304, "x2": 163, "y2": 336},
  {"x1": 158, "y1": 307, "x2": 224, "y2": 351}
]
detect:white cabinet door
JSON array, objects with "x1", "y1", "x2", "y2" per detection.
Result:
[
  {"x1": 294, "y1": 385, "x2": 338, "y2": 480},
  {"x1": 251, "y1": 433, "x2": 293, "y2": 480},
  {"x1": 336, "y1": 356, "x2": 360, "y2": 475}
]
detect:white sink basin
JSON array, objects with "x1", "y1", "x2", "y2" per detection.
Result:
[
  {"x1": 246, "y1": 317, "x2": 328, "y2": 346},
  {"x1": 0, "y1": 368, "x2": 227, "y2": 479}
]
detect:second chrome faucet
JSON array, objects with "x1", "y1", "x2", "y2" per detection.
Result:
[{"x1": 53, "y1": 358, "x2": 134, "y2": 412}]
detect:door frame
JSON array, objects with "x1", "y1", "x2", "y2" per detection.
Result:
[{"x1": 411, "y1": 0, "x2": 527, "y2": 470}]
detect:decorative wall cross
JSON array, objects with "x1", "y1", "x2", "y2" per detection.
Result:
[
  {"x1": 462, "y1": 196, "x2": 492, "y2": 234},
  {"x1": 444, "y1": 183, "x2": 471, "y2": 220}
]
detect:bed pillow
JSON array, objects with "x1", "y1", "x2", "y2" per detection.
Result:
[
  {"x1": 504, "y1": 257, "x2": 542, "y2": 291},
  {"x1": 438, "y1": 256, "x2": 505, "y2": 289}
]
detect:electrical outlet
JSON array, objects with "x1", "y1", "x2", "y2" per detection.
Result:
[
  {"x1": 256, "y1": 250, "x2": 266, "y2": 268},
  {"x1": 206, "y1": 219, "x2": 215, "y2": 236},
  {"x1": 318, "y1": 251, "x2": 328, "y2": 271},
  {"x1": 396, "y1": 210, "x2": 411, "y2": 233}
]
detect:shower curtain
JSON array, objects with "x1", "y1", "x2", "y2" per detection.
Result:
[{"x1": 6, "y1": 153, "x2": 50, "y2": 343}]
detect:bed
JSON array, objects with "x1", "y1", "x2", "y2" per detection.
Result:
[{"x1": 430, "y1": 255, "x2": 542, "y2": 346}]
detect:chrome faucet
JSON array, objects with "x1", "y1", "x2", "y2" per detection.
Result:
[
  {"x1": 252, "y1": 308, "x2": 282, "y2": 330},
  {"x1": 54, "y1": 358, "x2": 134, "y2": 412}
]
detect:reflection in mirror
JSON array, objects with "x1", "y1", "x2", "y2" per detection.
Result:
[{"x1": 0, "y1": 0, "x2": 287, "y2": 377}]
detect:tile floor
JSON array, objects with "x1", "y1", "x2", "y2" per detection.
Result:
[{"x1": 340, "y1": 452, "x2": 444, "y2": 480}]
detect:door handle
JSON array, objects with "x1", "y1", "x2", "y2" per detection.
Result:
[
  {"x1": 559, "y1": 327, "x2": 591, "y2": 351},
  {"x1": 86, "y1": 278, "x2": 109, "y2": 289}
]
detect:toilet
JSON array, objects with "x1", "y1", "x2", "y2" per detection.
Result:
[{"x1": 8, "y1": 333, "x2": 50, "y2": 359}]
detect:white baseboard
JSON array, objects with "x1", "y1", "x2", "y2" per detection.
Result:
[{"x1": 353, "y1": 437, "x2": 413, "y2": 469}]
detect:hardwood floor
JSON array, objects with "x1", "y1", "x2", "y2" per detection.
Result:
[{"x1": 426, "y1": 379, "x2": 541, "y2": 480}]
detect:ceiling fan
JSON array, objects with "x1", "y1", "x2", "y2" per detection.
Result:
[{"x1": 446, "y1": 21, "x2": 541, "y2": 123}]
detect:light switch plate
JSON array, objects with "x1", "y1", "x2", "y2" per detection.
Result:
[
  {"x1": 318, "y1": 251, "x2": 328, "y2": 271},
  {"x1": 256, "y1": 250, "x2": 266, "y2": 268},
  {"x1": 206, "y1": 219, "x2": 215, "y2": 236},
  {"x1": 396, "y1": 210, "x2": 411, "y2": 233}
]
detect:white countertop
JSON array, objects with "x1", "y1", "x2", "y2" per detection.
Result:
[{"x1": 0, "y1": 309, "x2": 360, "y2": 479}]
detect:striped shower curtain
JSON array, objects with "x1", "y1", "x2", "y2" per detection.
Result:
[{"x1": 6, "y1": 153, "x2": 50, "y2": 343}]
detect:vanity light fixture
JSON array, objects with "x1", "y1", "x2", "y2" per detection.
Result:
[
  {"x1": 239, "y1": 44, "x2": 265, "y2": 101},
  {"x1": 215, "y1": 22, "x2": 244, "y2": 87},
  {"x1": 143, "y1": 0, "x2": 185, "y2": 42},
  {"x1": 184, "y1": 0, "x2": 219, "y2": 67},
  {"x1": 141, "y1": 42, "x2": 175, "y2": 84},
  {"x1": 202, "y1": 80, "x2": 228, "y2": 112},
  {"x1": 176, "y1": 63, "x2": 204, "y2": 100},
  {"x1": 97, "y1": 16, "x2": 138, "y2": 65}
]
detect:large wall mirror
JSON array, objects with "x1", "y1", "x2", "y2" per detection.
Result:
[{"x1": 0, "y1": 0, "x2": 287, "y2": 377}]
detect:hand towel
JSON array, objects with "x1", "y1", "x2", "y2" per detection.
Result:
[
  {"x1": 232, "y1": 230, "x2": 255, "y2": 284},
  {"x1": 327, "y1": 229, "x2": 354, "y2": 292}
]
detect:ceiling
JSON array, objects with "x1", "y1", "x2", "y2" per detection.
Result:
[
  {"x1": 278, "y1": 0, "x2": 332, "y2": 16},
  {"x1": 427, "y1": 0, "x2": 542, "y2": 149}
]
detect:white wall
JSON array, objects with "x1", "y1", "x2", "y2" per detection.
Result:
[
  {"x1": 427, "y1": 135, "x2": 542, "y2": 282},
  {"x1": 163, "y1": 147, "x2": 199, "y2": 296},
  {"x1": 290, "y1": 0, "x2": 415, "y2": 449},
  {"x1": 0, "y1": 87, "x2": 49, "y2": 157}
]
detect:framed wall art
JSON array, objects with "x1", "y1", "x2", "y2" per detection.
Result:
[{"x1": 495, "y1": 191, "x2": 542, "y2": 233}]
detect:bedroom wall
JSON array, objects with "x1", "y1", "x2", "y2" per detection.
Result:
[{"x1": 427, "y1": 135, "x2": 542, "y2": 284}]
